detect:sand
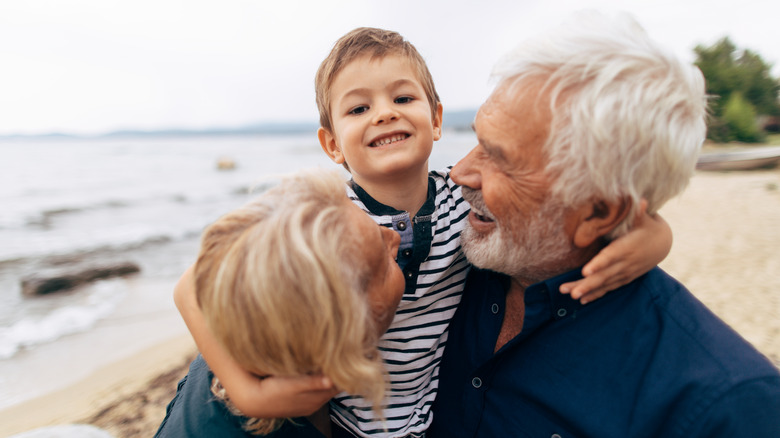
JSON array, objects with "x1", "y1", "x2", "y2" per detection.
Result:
[
  {"x1": 1, "y1": 168, "x2": 778, "y2": 438},
  {"x1": 0, "y1": 335, "x2": 197, "y2": 438}
]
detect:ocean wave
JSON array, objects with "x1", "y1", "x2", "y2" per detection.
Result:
[
  {"x1": 17, "y1": 188, "x2": 249, "y2": 230},
  {"x1": 23, "y1": 198, "x2": 161, "y2": 229},
  {"x1": 0, "y1": 281, "x2": 125, "y2": 360},
  {"x1": 0, "y1": 230, "x2": 200, "y2": 268}
]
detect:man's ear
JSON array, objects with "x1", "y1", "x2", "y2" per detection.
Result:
[
  {"x1": 432, "y1": 102, "x2": 444, "y2": 141},
  {"x1": 572, "y1": 199, "x2": 631, "y2": 248},
  {"x1": 318, "y1": 127, "x2": 345, "y2": 164}
]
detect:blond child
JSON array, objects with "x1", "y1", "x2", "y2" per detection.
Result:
[
  {"x1": 175, "y1": 27, "x2": 673, "y2": 437},
  {"x1": 157, "y1": 170, "x2": 404, "y2": 437}
]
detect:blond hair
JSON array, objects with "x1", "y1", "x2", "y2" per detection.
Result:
[
  {"x1": 315, "y1": 27, "x2": 440, "y2": 134},
  {"x1": 194, "y1": 169, "x2": 386, "y2": 434}
]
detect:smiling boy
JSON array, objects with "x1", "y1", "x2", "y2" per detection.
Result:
[{"x1": 314, "y1": 29, "x2": 469, "y2": 437}]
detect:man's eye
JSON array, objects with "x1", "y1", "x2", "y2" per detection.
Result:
[
  {"x1": 349, "y1": 106, "x2": 368, "y2": 115},
  {"x1": 395, "y1": 96, "x2": 413, "y2": 104}
]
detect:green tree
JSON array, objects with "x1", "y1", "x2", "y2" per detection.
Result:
[
  {"x1": 694, "y1": 37, "x2": 780, "y2": 142},
  {"x1": 722, "y1": 92, "x2": 762, "y2": 142}
]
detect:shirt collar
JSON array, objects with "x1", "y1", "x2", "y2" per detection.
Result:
[
  {"x1": 525, "y1": 268, "x2": 587, "y2": 321},
  {"x1": 349, "y1": 177, "x2": 437, "y2": 218}
]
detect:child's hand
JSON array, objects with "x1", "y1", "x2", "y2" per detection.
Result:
[
  {"x1": 229, "y1": 373, "x2": 340, "y2": 418},
  {"x1": 559, "y1": 201, "x2": 672, "y2": 304}
]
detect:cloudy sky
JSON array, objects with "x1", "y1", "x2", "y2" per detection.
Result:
[{"x1": 1, "y1": 0, "x2": 777, "y2": 136}]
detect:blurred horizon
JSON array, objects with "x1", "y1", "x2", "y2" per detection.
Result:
[{"x1": 0, "y1": 109, "x2": 479, "y2": 139}]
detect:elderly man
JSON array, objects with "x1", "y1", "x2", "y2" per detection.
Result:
[{"x1": 430, "y1": 12, "x2": 780, "y2": 438}]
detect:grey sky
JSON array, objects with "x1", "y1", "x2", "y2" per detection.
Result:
[{"x1": 1, "y1": 0, "x2": 777, "y2": 135}]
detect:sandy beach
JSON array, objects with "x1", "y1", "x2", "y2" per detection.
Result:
[{"x1": 1, "y1": 168, "x2": 779, "y2": 438}]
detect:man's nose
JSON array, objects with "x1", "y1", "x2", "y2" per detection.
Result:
[{"x1": 451, "y1": 146, "x2": 481, "y2": 189}]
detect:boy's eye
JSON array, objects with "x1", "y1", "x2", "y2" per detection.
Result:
[
  {"x1": 395, "y1": 96, "x2": 413, "y2": 104},
  {"x1": 349, "y1": 105, "x2": 368, "y2": 115}
]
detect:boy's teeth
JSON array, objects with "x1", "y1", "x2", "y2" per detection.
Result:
[{"x1": 371, "y1": 134, "x2": 407, "y2": 147}]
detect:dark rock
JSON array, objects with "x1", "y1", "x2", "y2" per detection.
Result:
[
  {"x1": 21, "y1": 262, "x2": 141, "y2": 296},
  {"x1": 81, "y1": 264, "x2": 141, "y2": 282},
  {"x1": 21, "y1": 275, "x2": 82, "y2": 296}
]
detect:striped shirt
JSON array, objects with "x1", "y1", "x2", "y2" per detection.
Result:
[{"x1": 330, "y1": 168, "x2": 471, "y2": 437}]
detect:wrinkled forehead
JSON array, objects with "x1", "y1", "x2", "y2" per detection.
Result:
[
  {"x1": 479, "y1": 79, "x2": 553, "y2": 138},
  {"x1": 474, "y1": 80, "x2": 554, "y2": 173}
]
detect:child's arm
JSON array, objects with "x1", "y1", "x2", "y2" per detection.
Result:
[
  {"x1": 174, "y1": 266, "x2": 339, "y2": 418},
  {"x1": 559, "y1": 202, "x2": 673, "y2": 304}
]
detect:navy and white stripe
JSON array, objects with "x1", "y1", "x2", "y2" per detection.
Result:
[{"x1": 331, "y1": 168, "x2": 471, "y2": 437}]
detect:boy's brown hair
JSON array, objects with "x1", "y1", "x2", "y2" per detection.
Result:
[{"x1": 315, "y1": 27, "x2": 440, "y2": 133}]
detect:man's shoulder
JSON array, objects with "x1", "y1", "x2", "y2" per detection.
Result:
[{"x1": 637, "y1": 268, "x2": 780, "y2": 380}]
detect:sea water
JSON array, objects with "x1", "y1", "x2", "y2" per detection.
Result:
[{"x1": 0, "y1": 131, "x2": 476, "y2": 410}]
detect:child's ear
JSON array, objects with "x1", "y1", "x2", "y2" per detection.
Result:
[
  {"x1": 318, "y1": 127, "x2": 345, "y2": 164},
  {"x1": 571, "y1": 199, "x2": 631, "y2": 248},
  {"x1": 433, "y1": 103, "x2": 443, "y2": 141}
]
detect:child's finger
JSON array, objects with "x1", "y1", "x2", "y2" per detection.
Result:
[
  {"x1": 579, "y1": 287, "x2": 609, "y2": 304},
  {"x1": 581, "y1": 240, "x2": 628, "y2": 277},
  {"x1": 279, "y1": 374, "x2": 336, "y2": 393},
  {"x1": 561, "y1": 267, "x2": 630, "y2": 301}
]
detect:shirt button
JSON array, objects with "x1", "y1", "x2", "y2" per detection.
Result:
[
  {"x1": 557, "y1": 308, "x2": 567, "y2": 317},
  {"x1": 396, "y1": 221, "x2": 407, "y2": 231},
  {"x1": 551, "y1": 434, "x2": 562, "y2": 438},
  {"x1": 491, "y1": 303, "x2": 500, "y2": 314},
  {"x1": 402, "y1": 248, "x2": 412, "y2": 258},
  {"x1": 471, "y1": 377, "x2": 482, "y2": 388},
  {"x1": 406, "y1": 271, "x2": 414, "y2": 279}
]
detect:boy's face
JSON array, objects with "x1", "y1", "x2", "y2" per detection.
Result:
[{"x1": 318, "y1": 55, "x2": 442, "y2": 187}]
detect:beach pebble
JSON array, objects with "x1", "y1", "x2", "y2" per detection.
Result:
[
  {"x1": 216, "y1": 156, "x2": 236, "y2": 170},
  {"x1": 7, "y1": 424, "x2": 114, "y2": 438}
]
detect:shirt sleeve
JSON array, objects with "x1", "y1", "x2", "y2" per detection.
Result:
[{"x1": 690, "y1": 376, "x2": 780, "y2": 437}]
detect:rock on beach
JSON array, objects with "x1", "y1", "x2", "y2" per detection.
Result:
[{"x1": 20, "y1": 262, "x2": 141, "y2": 296}]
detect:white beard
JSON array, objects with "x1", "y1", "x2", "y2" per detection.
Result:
[{"x1": 461, "y1": 187, "x2": 573, "y2": 283}]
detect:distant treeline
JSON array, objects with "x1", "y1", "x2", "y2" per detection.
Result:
[{"x1": 0, "y1": 109, "x2": 477, "y2": 140}]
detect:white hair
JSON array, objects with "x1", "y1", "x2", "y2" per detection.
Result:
[{"x1": 492, "y1": 11, "x2": 707, "y2": 237}]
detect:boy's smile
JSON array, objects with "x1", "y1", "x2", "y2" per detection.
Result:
[
  {"x1": 318, "y1": 54, "x2": 442, "y2": 192},
  {"x1": 369, "y1": 132, "x2": 410, "y2": 148}
]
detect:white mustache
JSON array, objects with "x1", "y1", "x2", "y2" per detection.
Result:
[{"x1": 461, "y1": 187, "x2": 495, "y2": 221}]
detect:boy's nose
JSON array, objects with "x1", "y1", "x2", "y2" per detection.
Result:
[{"x1": 373, "y1": 103, "x2": 399, "y2": 124}]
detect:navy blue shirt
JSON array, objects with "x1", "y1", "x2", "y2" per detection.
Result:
[
  {"x1": 430, "y1": 267, "x2": 780, "y2": 437},
  {"x1": 155, "y1": 355, "x2": 325, "y2": 438}
]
